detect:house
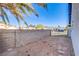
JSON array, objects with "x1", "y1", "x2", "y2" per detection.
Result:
[
  {"x1": 0, "y1": 22, "x2": 7, "y2": 29},
  {"x1": 20, "y1": 24, "x2": 35, "y2": 30},
  {"x1": 68, "y1": 3, "x2": 79, "y2": 56},
  {"x1": 7, "y1": 25, "x2": 17, "y2": 29},
  {"x1": 57, "y1": 27, "x2": 65, "y2": 32},
  {"x1": 0, "y1": 22, "x2": 17, "y2": 29}
]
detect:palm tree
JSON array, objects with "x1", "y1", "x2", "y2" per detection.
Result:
[{"x1": 0, "y1": 3, "x2": 47, "y2": 28}]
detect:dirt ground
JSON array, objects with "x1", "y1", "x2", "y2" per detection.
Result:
[
  {"x1": 0, "y1": 31, "x2": 74, "y2": 56},
  {"x1": 14, "y1": 35, "x2": 74, "y2": 56}
]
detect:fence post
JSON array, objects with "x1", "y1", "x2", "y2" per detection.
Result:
[{"x1": 14, "y1": 30, "x2": 16, "y2": 48}]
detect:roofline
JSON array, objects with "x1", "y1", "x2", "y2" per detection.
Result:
[{"x1": 68, "y1": 3, "x2": 72, "y2": 27}]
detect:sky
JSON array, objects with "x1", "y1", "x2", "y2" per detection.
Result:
[{"x1": 0, "y1": 3, "x2": 68, "y2": 27}]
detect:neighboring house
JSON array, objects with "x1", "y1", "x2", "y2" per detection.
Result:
[
  {"x1": 0, "y1": 22, "x2": 17, "y2": 29},
  {"x1": 57, "y1": 26, "x2": 65, "y2": 32},
  {"x1": 20, "y1": 26, "x2": 35, "y2": 30},
  {"x1": 24, "y1": 27, "x2": 35, "y2": 30},
  {"x1": 44, "y1": 26, "x2": 49, "y2": 30},
  {"x1": 0, "y1": 23, "x2": 7, "y2": 29},
  {"x1": 44, "y1": 26, "x2": 52, "y2": 30},
  {"x1": 7, "y1": 25, "x2": 17, "y2": 29}
]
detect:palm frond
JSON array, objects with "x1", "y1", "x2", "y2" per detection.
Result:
[
  {"x1": 1, "y1": 8, "x2": 10, "y2": 24},
  {"x1": 0, "y1": 7, "x2": 7, "y2": 24},
  {"x1": 0, "y1": 3, "x2": 47, "y2": 28}
]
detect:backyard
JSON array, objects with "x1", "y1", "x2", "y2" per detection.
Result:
[
  {"x1": 0, "y1": 30, "x2": 74, "y2": 56},
  {"x1": 0, "y1": 3, "x2": 74, "y2": 56}
]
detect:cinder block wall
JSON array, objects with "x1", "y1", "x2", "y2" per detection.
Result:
[
  {"x1": 0, "y1": 30, "x2": 51, "y2": 54},
  {"x1": 0, "y1": 30, "x2": 15, "y2": 53},
  {"x1": 16, "y1": 30, "x2": 51, "y2": 47}
]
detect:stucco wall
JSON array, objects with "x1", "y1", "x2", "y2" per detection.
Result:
[
  {"x1": 71, "y1": 3, "x2": 79, "y2": 56},
  {"x1": 0, "y1": 30, "x2": 51, "y2": 54}
]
